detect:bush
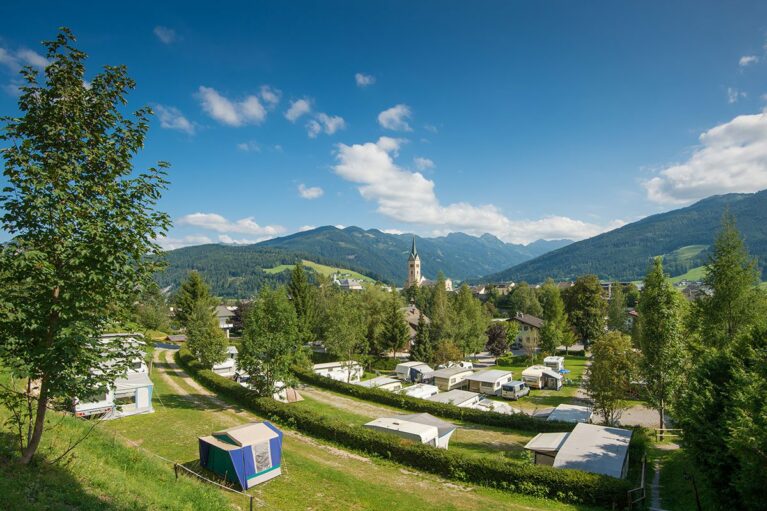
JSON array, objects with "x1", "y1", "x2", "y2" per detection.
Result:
[
  {"x1": 495, "y1": 354, "x2": 529, "y2": 366},
  {"x1": 177, "y1": 348, "x2": 631, "y2": 507},
  {"x1": 295, "y1": 368, "x2": 572, "y2": 433}
]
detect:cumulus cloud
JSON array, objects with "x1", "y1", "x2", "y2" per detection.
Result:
[
  {"x1": 259, "y1": 85, "x2": 281, "y2": 108},
  {"x1": 236, "y1": 141, "x2": 260, "y2": 152},
  {"x1": 0, "y1": 46, "x2": 48, "y2": 71},
  {"x1": 306, "y1": 113, "x2": 345, "y2": 138},
  {"x1": 153, "y1": 26, "x2": 177, "y2": 44},
  {"x1": 298, "y1": 225, "x2": 316, "y2": 232},
  {"x1": 156, "y1": 234, "x2": 213, "y2": 251},
  {"x1": 739, "y1": 55, "x2": 759, "y2": 67},
  {"x1": 177, "y1": 212, "x2": 285, "y2": 236},
  {"x1": 285, "y1": 98, "x2": 312, "y2": 122},
  {"x1": 218, "y1": 234, "x2": 261, "y2": 244},
  {"x1": 378, "y1": 104, "x2": 412, "y2": 131},
  {"x1": 197, "y1": 86, "x2": 267, "y2": 126},
  {"x1": 727, "y1": 87, "x2": 746, "y2": 104},
  {"x1": 333, "y1": 137, "x2": 617, "y2": 243},
  {"x1": 381, "y1": 228, "x2": 404, "y2": 235},
  {"x1": 644, "y1": 110, "x2": 767, "y2": 204},
  {"x1": 154, "y1": 104, "x2": 195, "y2": 134},
  {"x1": 413, "y1": 157, "x2": 435, "y2": 171},
  {"x1": 355, "y1": 73, "x2": 375, "y2": 87},
  {"x1": 298, "y1": 184, "x2": 324, "y2": 199}
]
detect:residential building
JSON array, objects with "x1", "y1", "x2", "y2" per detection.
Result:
[
  {"x1": 509, "y1": 312, "x2": 544, "y2": 346},
  {"x1": 214, "y1": 305, "x2": 235, "y2": 338}
]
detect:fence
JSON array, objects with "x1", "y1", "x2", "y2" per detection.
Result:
[
  {"x1": 174, "y1": 462, "x2": 257, "y2": 511},
  {"x1": 654, "y1": 428, "x2": 683, "y2": 441},
  {"x1": 626, "y1": 454, "x2": 647, "y2": 509}
]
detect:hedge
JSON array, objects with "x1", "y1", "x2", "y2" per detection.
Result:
[
  {"x1": 177, "y1": 349, "x2": 632, "y2": 507},
  {"x1": 294, "y1": 368, "x2": 574, "y2": 433}
]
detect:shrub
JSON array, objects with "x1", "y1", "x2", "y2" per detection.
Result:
[
  {"x1": 294, "y1": 368, "x2": 572, "y2": 433},
  {"x1": 177, "y1": 349, "x2": 631, "y2": 507}
]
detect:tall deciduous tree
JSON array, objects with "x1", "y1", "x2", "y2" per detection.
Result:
[
  {"x1": 637, "y1": 257, "x2": 685, "y2": 431},
  {"x1": 606, "y1": 282, "x2": 628, "y2": 333},
  {"x1": 325, "y1": 292, "x2": 367, "y2": 382},
  {"x1": 0, "y1": 29, "x2": 170, "y2": 463},
  {"x1": 539, "y1": 279, "x2": 569, "y2": 355},
  {"x1": 429, "y1": 273, "x2": 451, "y2": 342},
  {"x1": 133, "y1": 282, "x2": 170, "y2": 332},
  {"x1": 505, "y1": 282, "x2": 543, "y2": 317},
  {"x1": 240, "y1": 286, "x2": 302, "y2": 396},
  {"x1": 186, "y1": 302, "x2": 227, "y2": 368},
  {"x1": 485, "y1": 323, "x2": 509, "y2": 357},
  {"x1": 287, "y1": 262, "x2": 317, "y2": 344},
  {"x1": 563, "y1": 275, "x2": 607, "y2": 346},
  {"x1": 173, "y1": 271, "x2": 216, "y2": 327},
  {"x1": 585, "y1": 331, "x2": 636, "y2": 426},
  {"x1": 450, "y1": 284, "x2": 489, "y2": 357}
]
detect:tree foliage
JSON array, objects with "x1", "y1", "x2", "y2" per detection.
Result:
[
  {"x1": 449, "y1": 284, "x2": 489, "y2": 357},
  {"x1": 380, "y1": 291, "x2": 409, "y2": 356},
  {"x1": 503, "y1": 282, "x2": 543, "y2": 317},
  {"x1": 0, "y1": 29, "x2": 170, "y2": 463},
  {"x1": 324, "y1": 292, "x2": 367, "y2": 381},
  {"x1": 410, "y1": 312, "x2": 434, "y2": 364},
  {"x1": 606, "y1": 282, "x2": 628, "y2": 333},
  {"x1": 563, "y1": 275, "x2": 607, "y2": 345},
  {"x1": 538, "y1": 279, "x2": 569, "y2": 355},
  {"x1": 173, "y1": 271, "x2": 216, "y2": 327},
  {"x1": 287, "y1": 262, "x2": 317, "y2": 344},
  {"x1": 585, "y1": 332, "x2": 636, "y2": 427},
  {"x1": 485, "y1": 323, "x2": 509, "y2": 357},
  {"x1": 186, "y1": 302, "x2": 227, "y2": 368}
]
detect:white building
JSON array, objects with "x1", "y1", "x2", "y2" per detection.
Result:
[{"x1": 214, "y1": 305, "x2": 235, "y2": 338}]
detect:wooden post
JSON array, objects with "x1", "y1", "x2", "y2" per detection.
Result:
[
  {"x1": 174, "y1": 463, "x2": 179, "y2": 480},
  {"x1": 249, "y1": 495, "x2": 253, "y2": 511}
]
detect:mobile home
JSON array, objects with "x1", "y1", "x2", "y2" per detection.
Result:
[
  {"x1": 395, "y1": 361, "x2": 434, "y2": 383},
  {"x1": 543, "y1": 356, "x2": 565, "y2": 372},
  {"x1": 364, "y1": 413, "x2": 456, "y2": 449},
  {"x1": 426, "y1": 389, "x2": 481, "y2": 408},
  {"x1": 521, "y1": 365, "x2": 563, "y2": 390},
  {"x1": 397, "y1": 383, "x2": 439, "y2": 399},
  {"x1": 465, "y1": 369, "x2": 513, "y2": 395},
  {"x1": 430, "y1": 367, "x2": 473, "y2": 391},
  {"x1": 355, "y1": 376, "x2": 402, "y2": 392}
]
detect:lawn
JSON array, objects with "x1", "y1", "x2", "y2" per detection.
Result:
[
  {"x1": 264, "y1": 259, "x2": 377, "y2": 283},
  {"x1": 655, "y1": 446, "x2": 717, "y2": 510},
  {"x1": 668, "y1": 266, "x2": 706, "y2": 284}
]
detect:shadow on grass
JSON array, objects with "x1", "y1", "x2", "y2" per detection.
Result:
[{"x1": 0, "y1": 432, "x2": 134, "y2": 511}]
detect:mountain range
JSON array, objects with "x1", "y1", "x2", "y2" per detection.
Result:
[{"x1": 483, "y1": 191, "x2": 767, "y2": 283}]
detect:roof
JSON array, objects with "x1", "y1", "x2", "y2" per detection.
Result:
[
  {"x1": 115, "y1": 371, "x2": 153, "y2": 389},
  {"x1": 213, "y1": 358, "x2": 236, "y2": 370},
  {"x1": 547, "y1": 404, "x2": 593, "y2": 423},
  {"x1": 427, "y1": 389, "x2": 480, "y2": 405},
  {"x1": 522, "y1": 365, "x2": 563, "y2": 379},
  {"x1": 431, "y1": 366, "x2": 474, "y2": 379},
  {"x1": 355, "y1": 376, "x2": 400, "y2": 388},
  {"x1": 365, "y1": 417, "x2": 435, "y2": 438},
  {"x1": 466, "y1": 369, "x2": 512, "y2": 383},
  {"x1": 397, "y1": 361, "x2": 428, "y2": 369},
  {"x1": 166, "y1": 334, "x2": 187, "y2": 342},
  {"x1": 391, "y1": 413, "x2": 456, "y2": 437},
  {"x1": 543, "y1": 356, "x2": 564, "y2": 363},
  {"x1": 524, "y1": 432, "x2": 569, "y2": 453},
  {"x1": 213, "y1": 422, "x2": 279, "y2": 447},
  {"x1": 312, "y1": 360, "x2": 362, "y2": 370},
  {"x1": 226, "y1": 346, "x2": 238, "y2": 355},
  {"x1": 409, "y1": 236, "x2": 418, "y2": 260},
  {"x1": 399, "y1": 305, "x2": 430, "y2": 326},
  {"x1": 511, "y1": 312, "x2": 544, "y2": 329},
  {"x1": 214, "y1": 305, "x2": 235, "y2": 318},
  {"x1": 552, "y1": 423, "x2": 632, "y2": 478}
]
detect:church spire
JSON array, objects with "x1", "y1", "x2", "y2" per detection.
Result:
[{"x1": 409, "y1": 236, "x2": 418, "y2": 260}]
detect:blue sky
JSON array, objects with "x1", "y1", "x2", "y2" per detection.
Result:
[{"x1": 2, "y1": 1, "x2": 767, "y2": 248}]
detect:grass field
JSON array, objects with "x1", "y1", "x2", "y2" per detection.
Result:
[
  {"x1": 264, "y1": 259, "x2": 377, "y2": 283},
  {"x1": 655, "y1": 446, "x2": 716, "y2": 510},
  {"x1": 668, "y1": 266, "x2": 707, "y2": 284}
]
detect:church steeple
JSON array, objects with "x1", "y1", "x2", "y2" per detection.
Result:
[
  {"x1": 407, "y1": 236, "x2": 421, "y2": 287},
  {"x1": 408, "y1": 236, "x2": 418, "y2": 260}
]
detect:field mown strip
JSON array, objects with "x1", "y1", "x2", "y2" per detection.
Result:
[{"x1": 177, "y1": 348, "x2": 631, "y2": 508}]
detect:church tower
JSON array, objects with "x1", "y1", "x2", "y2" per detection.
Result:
[{"x1": 407, "y1": 236, "x2": 421, "y2": 287}]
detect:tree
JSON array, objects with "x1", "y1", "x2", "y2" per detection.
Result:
[
  {"x1": 563, "y1": 275, "x2": 607, "y2": 346},
  {"x1": 623, "y1": 283, "x2": 640, "y2": 308},
  {"x1": 585, "y1": 331, "x2": 636, "y2": 426},
  {"x1": 410, "y1": 312, "x2": 434, "y2": 363},
  {"x1": 698, "y1": 212, "x2": 764, "y2": 346},
  {"x1": 521, "y1": 332, "x2": 539, "y2": 363},
  {"x1": 324, "y1": 293, "x2": 367, "y2": 382},
  {"x1": 380, "y1": 291, "x2": 409, "y2": 357},
  {"x1": 133, "y1": 282, "x2": 170, "y2": 332},
  {"x1": 538, "y1": 279, "x2": 569, "y2": 355},
  {"x1": 432, "y1": 340, "x2": 462, "y2": 366},
  {"x1": 606, "y1": 282, "x2": 628, "y2": 333},
  {"x1": 505, "y1": 282, "x2": 543, "y2": 317},
  {"x1": 429, "y1": 273, "x2": 451, "y2": 342},
  {"x1": 0, "y1": 29, "x2": 170, "y2": 464},
  {"x1": 287, "y1": 262, "x2": 317, "y2": 344},
  {"x1": 485, "y1": 323, "x2": 509, "y2": 357},
  {"x1": 240, "y1": 286, "x2": 302, "y2": 396},
  {"x1": 186, "y1": 302, "x2": 228, "y2": 368},
  {"x1": 450, "y1": 284, "x2": 489, "y2": 357},
  {"x1": 359, "y1": 285, "x2": 389, "y2": 359},
  {"x1": 637, "y1": 257, "x2": 685, "y2": 432},
  {"x1": 173, "y1": 271, "x2": 216, "y2": 327}
]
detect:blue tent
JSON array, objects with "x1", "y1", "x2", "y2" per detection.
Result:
[{"x1": 199, "y1": 421, "x2": 283, "y2": 489}]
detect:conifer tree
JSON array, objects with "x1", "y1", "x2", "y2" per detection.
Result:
[
  {"x1": 173, "y1": 271, "x2": 216, "y2": 327},
  {"x1": 186, "y1": 302, "x2": 228, "y2": 368},
  {"x1": 287, "y1": 262, "x2": 317, "y2": 344},
  {"x1": 410, "y1": 312, "x2": 434, "y2": 363},
  {"x1": 380, "y1": 291, "x2": 409, "y2": 357}
]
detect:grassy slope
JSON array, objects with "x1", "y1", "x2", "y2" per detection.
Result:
[
  {"x1": 668, "y1": 266, "x2": 707, "y2": 284},
  {"x1": 264, "y1": 259, "x2": 377, "y2": 283}
]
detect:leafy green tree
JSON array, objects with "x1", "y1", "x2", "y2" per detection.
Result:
[
  {"x1": 432, "y1": 340, "x2": 462, "y2": 366},
  {"x1": 380, "y1": 291, "x2": 409, "y2": 357},
  {"x1": 505, "y1": 282, "x2": 543, "y2": 317},
  {"x1": 485, "y1": 322, "x2": 509, "y2": 357},
  {"x1": 585, "y1": 332, "x2": 636, "y2": 426},
  {"x1": 0, "y1": 29, "x2": 170, "y2": 464},
  {"x1": 563, "y1": 275, "x2": 607, "y2": 346},
  {"x1": 287, "y1": 262, "x2": 317, "y2": 344},
  {"x1": 410, "y1": 312, "x2": 434, "y2": 363},
  {"x1": 606, "y1": 282, "x2": 628, "y2": 332},
  {"x1": 698, "y1": 212, "x2": 764, "y2": 346},
  {"x1": 538, "y1": 279, "x2": 569, "y2": 355},
  {"x1": 450, "y1": 284, "x2": 489, "y2": 357},
  {"x1": 133, "y1": 282, "x2": 170, "y2": 332},
  {"x1": 173, "y1": 271, "x2": 216, "y2": 327},
  {"x1": 623, "y1": 283, "x2": 640, "y2": 308},
  {"x1": 359, "y1": 285, "x2": 389, "y2": 358},
  {"x1": 429, "y1": 273, "x2": 451, "y2": 342},
  {"x1": 240, "y1": 286, "x2": 302, "y2": 396},
  {"x1": 505, "y1": 320, "x2": 520, "y2": 348},
  {"x1": 186, "y1": 302, "x2": 227, "y2": 368},
  {"x1": 325, "y1": 292, "x2": 367, "y2": 382}
]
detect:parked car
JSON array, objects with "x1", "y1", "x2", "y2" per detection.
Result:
[{"x1": 501, "y1": 381, "x2": 530, "y2": 400}]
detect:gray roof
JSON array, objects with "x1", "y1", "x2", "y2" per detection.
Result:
[
  {"x1": 356, "y1": 376, "x2": 400, "y2": 388},
  {"x1": 525, "y1": 432, "x2": 569, "y2": 453},
  {"x1": 166, "y1": 334, "x2": 187, "y2": 342},
  {"x1": 431, "y1": 366, "x2": 473, "y2": 379},
  {"x1": 214, "y1": 305, "x2": 235, "y2": 318},
  {"x1": 466, "y1": 369, "x2": 512, "y2": 383},
  {"x1": 426, "y1": 389, "x2": 480, "y2": 405},
  {"x1": 511, "y1": 312, "x2": 544, "y2": 329},
  {"x1": 552, "y1": 423, "x2": 632, "y2": 478},
  {"x1": 391, "y1": 413, "x2": 456, "y2": 437}
]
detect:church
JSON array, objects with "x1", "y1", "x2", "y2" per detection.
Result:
[{"x1": 406, "y1": 237, "x2": 453, "y2": 291}]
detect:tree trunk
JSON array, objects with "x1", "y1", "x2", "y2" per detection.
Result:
[
  {"x1": 19, "y1": 379, "x2": 49, "y2": 465},
  {"x1": 659, "y1": 400, "x2": 665, "y2": 441}
]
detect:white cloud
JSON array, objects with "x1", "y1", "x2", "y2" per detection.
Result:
[
  {"x1": 298, "y1": 184, "x2": 324, "y2": 199},
  {"x1": 197, "y1": 86, "x2": 267, "y2": 126},
  {"x1": 355, "y1": 73, "x2": 375, "y2": 87},
  {"x1": 236, "y1": 141, "x2": 260, "y2": 152},
  {"x1": 739, "y1": 55, "x2": 759, "y2": 67},
  {"x1": 0, "y1": 46, "x2": 48, "y2": 71},
  {"x1": 156, "y1": 234, "x2": 212, "y2": 251},
  {"x1": 413, "y1": 157, "x2": 435, "y2": 171},
  {"x1": 177, "y1": 212, "x2": 285, "y2": 236},
  {"x1": 424, "y1": 124, "x2": 439, "y2": 134},
  {"x1": 285, "y1": 98, "x2": 312, "y2": 122},
  {"x1": 154, "y1": 26, "x2": 177, "y2": 44},
  {"x1": 378, "y1": 104, "x2": 412, "y2": 131},
  {"x1": 218, "y1": 234, "x2": 260, "y2": 245},
  {"x1": 259, "y1": 85, "x2": 282, "y2": 108},
  {"x1": 298, "y1": 225, "x2": 316, "y2": 232},
  {"x1": 727, "y1": 87, "x2": 746, "y2": 104},
  {"x1": 333, "y1": 137, "x2": 617, "y2": 243},
  {"x1": 154, "y1": 104, "x2": 195, "y2": 134},
  {"x1": 306, "y1": 113, "x2": 345, "y2": 138},
  {"x1": 644, "y1": 110, "x2": 767, "y2": 204},
  {"x1": 381, "y1": 228, "x2": 404, "y2": 235}
]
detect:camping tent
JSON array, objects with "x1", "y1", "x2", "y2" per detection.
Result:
[{"x1": 199, "y1": 422, "x2": 283, "y2": 489}]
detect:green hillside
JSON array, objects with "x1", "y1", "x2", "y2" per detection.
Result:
[
  {"x1": 484, "y1": 191, "x2": 767, "y2": 283},
  {"x1": 265, "y1": 259, "x2": 378, "y2": 283}
]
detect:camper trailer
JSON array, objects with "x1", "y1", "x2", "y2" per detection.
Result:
[
  {"x1": 364, "y1": 413, "x2": 456, "y2": 449},
  {"x1": 397, "y1": 383, "x2": 439, "y2": 399},
  {"x1": 355, "y1": 376, "x2": 403, "y2": 392},
  {"x1": 521, "y1": 365, "x2": 563, "y2": 390},
  {"x1": 212, "y1": 358, "x2": 237, "y2": 378},
  {"x1": 312, "y1": 361, "x2": 364, "y2": 383},
  {"x1": 395, "y1": 361, "x2": 434, "y2": 383},
  {"x1": 543, "y1": 356, "x2": 565, "y2": 372},
  {"x1": 430, "y1": 367, "x2": 473, "y2": 391},
  {"x1": 465, "y1": 369, "x2": 513, "y2": 395}
]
